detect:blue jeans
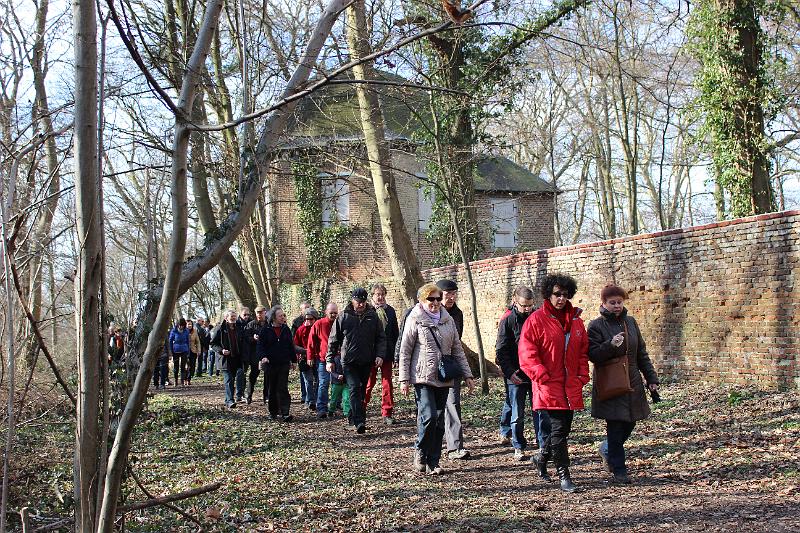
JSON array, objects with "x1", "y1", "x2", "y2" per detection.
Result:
[
  {"x1": 500, "y1": 380, "x2": 552, "y2": 450},
  {"x1": 301, "y1": 361, "x2": 318, "y2": 405},
  {"x1": 317, "y1": 363, "x2": 331, "y2": 414},
  {"x1": 602, "y1": 420, "x2": 636, "y2": 475},
  {"x1": 415, "y1": 384, "x2": 449, "y2": 468},
  {"x1": 499, "y1": 379, "x2": 531, "y2": 450},
  {"x1": 208, "y1": 350, "x2": 217, "y2": 376},
  {"x1": 222, "y1": 368, "x2": 237, "y2": 406},
  {"x1": 235, "y1": 367, "x2": 245, "y2": 400}
]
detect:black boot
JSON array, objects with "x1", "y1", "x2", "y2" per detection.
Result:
[
  {"x1": 553, "y1": 444, "x2": 577, "y2": 493},
  {"x1": 532, "y1": 451, "x2": 552, "y2": 482},
  {"x1": 557, "y1": 465, "x2": 577, "y2": 493}
]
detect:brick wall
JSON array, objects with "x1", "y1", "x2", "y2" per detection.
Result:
[{"x1": 283, "y1": 210, "x2": 800, "y2": 390}]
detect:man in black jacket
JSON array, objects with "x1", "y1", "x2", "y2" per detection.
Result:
[
  {"x1": 437, "y1": 279, "x2": 470, "y2": 460},
  {"x1": 210, "y1": 309, "x2": 246, "y2": 408},
  {"x1": 495, "y1": 286, "x2": 551, "y2": 464},
  {"x1": 326, "y1": 287, "x2": 387, "y2": 434},
  {"x1": 244, "y1": 306, "x2": 268, "y2": 404},
  {"x1": 364, "y1": 283, "x2": 400, "y2": 425}
]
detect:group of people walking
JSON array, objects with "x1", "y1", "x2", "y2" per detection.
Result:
[
  {"x1": 153, "y1": 317, "x2": 215, "y2": 389},
  {"x1": 155, "y1": 273, "x2": 660, "y2": 491},
  {"x1": 492, "y1": 274, "x2": 660, "y2": 491}
]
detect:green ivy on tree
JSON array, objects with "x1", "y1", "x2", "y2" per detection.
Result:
[
  {"x1": 687, "y1": 0, "x2": 786, "y2": 217},
  {"x1": 292, "y1": 161, "x2": 353, "y2": 279}
]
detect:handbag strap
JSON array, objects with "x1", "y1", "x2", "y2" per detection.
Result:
[{"x1": 426, "y1": 325, "x2": 444, "y2": 355}]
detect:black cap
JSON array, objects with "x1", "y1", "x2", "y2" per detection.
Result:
[
  {"x1": 305, "y1": 308, "x2": 319, "y2": 319},
  {"x1": 351, "y1": 287, "x2": 368, "y2": 302},
  {"x1": 436, "y1": 279, "x2": 458, "y2": 292}
]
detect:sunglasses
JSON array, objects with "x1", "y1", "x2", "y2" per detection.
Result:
[
  {"x1": 552, "y1": 291, "x2": 570, "y2": 298},
  {"x1": 426, "y1": 296, "x2": 443, "y2": 302}
]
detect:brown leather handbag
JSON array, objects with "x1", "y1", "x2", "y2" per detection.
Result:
[{"x1": 595, "y1": 321, "x2": 634, "y2": 401}]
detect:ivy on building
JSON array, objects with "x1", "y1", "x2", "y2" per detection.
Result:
[{"x1": 292, "y1": 161, "x2": 353, "y2": 279}]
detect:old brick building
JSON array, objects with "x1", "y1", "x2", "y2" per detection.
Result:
[{"x1": 268, "y1": 74, "x2": 557, "y2": 283}]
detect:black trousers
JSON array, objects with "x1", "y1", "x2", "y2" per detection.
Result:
[
  {"x1": 245, "y1": 360, "x2": 260, "y2": 400},
  {"x1": 343, "y1": 361, "x2": 373, "y2": 427},
  {"x1": 172, "y1": 352, "x2": 188, "y2": 383},
  {"x1": 607, "y1": 420, "x2": 636, "y2": 475},
  {"x1": 542, "y1": 409, "x2": 574, "y2": 467},
  {"x1": 266, "y1": 362, "x2": 291, "y2": 417}
]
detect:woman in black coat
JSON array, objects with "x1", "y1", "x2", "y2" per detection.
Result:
[
  {"x1": 258, "y1": 306, "x2": 296, "y2": 421},
  {"x1": 587, "y1": 284, "x2": 659, "y2": 484}
]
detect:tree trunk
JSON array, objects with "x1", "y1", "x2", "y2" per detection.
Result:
[
  {"x1": 72, "y1": 0, "x2": 101, "y2": 526},
  {"x1": 345, "y1": 0, "x2": 424, "y2": 306},
  {"x1": 27, "y1": 0, "x2": 61, "y2": 369},
  {"x1": 98, "y1": 2, "x2": 349, "y2": 529},
  {"x1": 190, "y1": 95, "x2": 257, "y2": 310},
  {"x1": 96, "y1": 2, "x2": 224, "y2": 530}
]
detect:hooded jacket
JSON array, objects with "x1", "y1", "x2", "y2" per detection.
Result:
[
  {"x1": 398, "y1": 304, "x2": 473, "y2": 387},
  {"x1": 169, "y1": 327, "x2": 190, "y2": 354},
  {"x1": 325, "y1": 303, "x2": 386, "y2": 366},
  {"x1": 587, "y1": 306, "x2": 659, "y2": 422},
  {"x1": 518, "y1": 301, "x2": 589, "y2": 410}
]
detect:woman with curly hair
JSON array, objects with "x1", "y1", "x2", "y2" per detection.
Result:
[{"x1": 519, "y1": 273, "x2": 589, "y2": 492}]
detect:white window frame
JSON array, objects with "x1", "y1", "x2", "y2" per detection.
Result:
[
  {"x1": 417, "y1": 176, "x2": 434, "y2": 232},
  {"x1": 319, "y1": 172, "x2": 350, "y2": 227},
  {"x1": 490, "y1": 197, "x2": 518, "y2": 249}
]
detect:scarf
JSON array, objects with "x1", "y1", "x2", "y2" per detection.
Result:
[
  {"x1": 419, "y1": 302, "x2": 441, "y2": 323},
  {"x1": 543, "y1": 299, "x2": 572, "y2": 331},
  {"x1": 375, "y1": 305, "x2": 388, "y2": 328}
]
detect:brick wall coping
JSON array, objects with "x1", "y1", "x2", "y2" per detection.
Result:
[{"x1": 423, "y1": 209, "x2": 800, "y2": 278}]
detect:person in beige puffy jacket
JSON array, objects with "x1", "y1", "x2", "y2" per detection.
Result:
[{"x1": 399, "y1": 283, "x2": 475, "y2": 475}]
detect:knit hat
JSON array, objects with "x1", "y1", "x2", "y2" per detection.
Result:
[
  {"x1": 305, "y1": 308, "x2": 320, "y2": 319},
  {"x1": 351, "y1": 287, "x2": 369, "y2": 302}
]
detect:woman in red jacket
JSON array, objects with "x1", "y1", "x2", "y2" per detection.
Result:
[{"x1": 519, "y1": 273, "x2": 589, "y2": 493}]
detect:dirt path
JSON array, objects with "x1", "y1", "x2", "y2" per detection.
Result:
[{"x1": 159, "y1": 378, "x2": 800, "y2": 532}]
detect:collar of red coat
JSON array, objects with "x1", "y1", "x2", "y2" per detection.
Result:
[{"x1": 542, "y1": 299, "x2": 583, "y2": 331}]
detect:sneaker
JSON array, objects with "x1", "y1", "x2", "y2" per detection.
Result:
[
  {"x1": 513, "y1": 448, "x2": 525, "y2": 461},
  {"x1": 282, "y1": 415, "x2": 294, "y2": 422},
  {"x1": 426, "y1": 465, "x2": 444, "y2": 475},
  {"x1": 317, "y1": 412, "x2": 328, "y2": 419},
  {"x1": 308, "y1": 403, "x2": 317, "y2": 411},
  {"x1": 383, "y1": 416, "x2": 394, "y2": 425},
  {"x1": 228, "y1": 402, "x2": 237, "y2": 409},
  {"x1": 356, "y1": 423, "x2": 366, "y2": 434},
  {"x1": 499, "y1": 435, "x2": 511, "y2": 446},
  {"x1": 246, "y1": 396, "x2": 253, "y2": 405},
  {"x1": 447, "y1": 448, "x2": 471, "y2": 460},
  {"x1": 413, "y1": 450, "x2": 426, "y2": 473}
]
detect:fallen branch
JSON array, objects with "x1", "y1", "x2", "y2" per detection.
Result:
[
  {"x1": 127, "y1": 468, "x2": 204, "y2": 529},
  {"x1": 118, "y1": 482, "x2": 222, "y2": 514}
]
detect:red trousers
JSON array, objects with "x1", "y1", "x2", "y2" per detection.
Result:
[{"x1": 364, "y1": 359, "x2": 394, "y2": 417}]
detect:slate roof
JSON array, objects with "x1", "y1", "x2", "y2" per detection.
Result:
[{"x1": 286, "y1": 72, "x2": 556, "y2": 194}]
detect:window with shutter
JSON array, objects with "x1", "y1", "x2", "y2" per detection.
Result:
[
  {"x1": 417, "y1": 182, "x2": 433, "y2": 232},
  {"x1": 320, "y1": 173, "x2": 350, "y2": 227},
  {"x1": 490, "y1": 197, "x2": 518, "y2": 249}
]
